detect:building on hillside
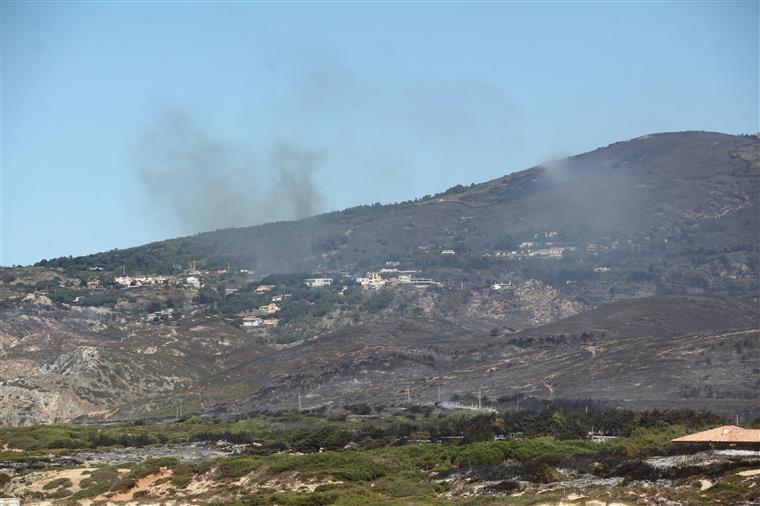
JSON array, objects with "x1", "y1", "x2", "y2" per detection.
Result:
[
  {"x1": 242, "y1": 316, "x2": 264, "y2": 327},
  {"x1": 114, "y1": 275, "x2": 174, "y2": 288},
  {"x1": 356, "y1": 272, "x2": 386, "y2": 290},
  {"x1": 258, "y1": 303, "x2": 280, "y2": 315},
  {"x1": 408, "y1": 278, "x2": 442, "y2": 287},
  {"x1": 186, "y1": 276, "x2": 201, "y2": 289},
  {"x1": 672, "y1": 426, "x2": 760, "y2": 449},
  {"x1": 86, "y1": 278, "x2": 100, "y2": 289},
  {"x1": 491, "y1": 281, "x2": 512, "y2": 290},
  {"x1": 304, "y1": 278, "x2": 333, "y2": 288},
  {"x1": 529, "y1": 247, "x2": 565, "y2": 259},
  {"x1": 441, "y1": 249, "x2": 456, "y2": 255},
  {"x1": 147, "y1": 309, "x2": 174, "y2": 322},
  {"x1": 254, "y1": 284, "x2": 275, "y2": 293}
]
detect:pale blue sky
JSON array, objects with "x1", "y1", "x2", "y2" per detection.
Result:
[{"x1": 2, "y1": 1, "x2": 758, "y2": 266}]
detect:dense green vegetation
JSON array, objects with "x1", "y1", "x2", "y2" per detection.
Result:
[
  {"x1": 0, "y1": 406, "x2": 726, "y2": 456},
  {"x1": 1, "y1": 406, "x2": 757, "y2": 505}
]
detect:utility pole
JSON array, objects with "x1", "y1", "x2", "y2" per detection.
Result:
[
  {"x1": 736, "y1": 414, "x2": 740, "y2": 426},
  {"x1": 478, "y1": 387, "x2": 482, "y2": 410},
  {"x1": 407, "y1": 385, "x2": 411, "y2": 405},
  {"x1": 298, "y1": 392, "x2": 303, "y2": 413}
]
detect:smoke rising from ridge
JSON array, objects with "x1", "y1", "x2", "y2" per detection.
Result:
[
  {"x1": 132, "y1": 110, "x2": 325, "y2": 233},
  {"x1": 131, "y1": 50, "x2": 527, "y2": 235}
]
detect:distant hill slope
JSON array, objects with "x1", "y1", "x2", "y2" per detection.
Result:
[
  {"x1": 208, "y1": 294, "x2": 760, "y2": 418},
  {"x1": 4, "y1": 130, "x2": 756, "y2": 425},
  {"x1": 40, "y1": 131, "x2": 759, "y2": 277}
]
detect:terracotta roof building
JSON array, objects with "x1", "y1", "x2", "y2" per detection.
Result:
[{"x1": 672, "y1": 425, "x2": 760, "y2": 447}]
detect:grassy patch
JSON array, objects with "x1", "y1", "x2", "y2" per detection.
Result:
[
  {"x1": 42, "y1": 477, "x2": 72, "y2": 490},
  {"x1": 214, "y1": 456, "x2": 266, "y2": 480},
  {"x1": 268, "y1": 451, "x2": 388, "y2": 482}
]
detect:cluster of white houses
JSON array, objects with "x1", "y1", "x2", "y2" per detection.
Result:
[
  {"x1": 486, "y1": 245, "x2": 577, "y2": 260},
  {"x1": 114, "y1": 275, "x2": 175, "y2": 287},
  {"x1": 304, "y1": 271, "x2": 442, "y2": 291},
  {"x1": 242, "y1": 316, "x2": 279, "y2": 327},
  {"x1": 112, "y1": 273, "x2": 209, "y2": 289},
  {"x1": 304, "y1": 278, "x2": 333, "y2": 288}
]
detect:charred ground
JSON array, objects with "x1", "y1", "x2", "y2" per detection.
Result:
[{"x1": 1, "y1": 130, "x2": 758, "y2": 425}]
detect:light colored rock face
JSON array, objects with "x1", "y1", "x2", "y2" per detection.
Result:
[
  {"x1": 0, "y1": 342, "x2": 188, "y2": 425},
  {"x1": 512, "y1": 280, "x2": 586, "y2": 326},
  {"x1": 0, "y1": 280, "x2": 256, "y2": 426},
  {"x1": 0, "y1": 384, "x2": 87, "y2": 425},
  {"x1": 39, "y1": 346, "x2": 101, "y2": 376},
  {"x1": 467, "y1": 280, "x2": 585, "y2": 328},
  {"x1": 22, "y1": 292, "x2": 54, "y2": 306}
]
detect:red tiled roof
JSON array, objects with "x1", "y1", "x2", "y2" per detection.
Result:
[{"x1": 672, "y1": 425, "x2": 760, "y2": 443}]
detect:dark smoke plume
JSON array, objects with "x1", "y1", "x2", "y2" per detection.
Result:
[{"x1": 132, "y1": 110, "x2": 325, "y2": 233}]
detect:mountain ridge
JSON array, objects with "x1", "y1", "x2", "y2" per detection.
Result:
[
  {"x1": 36, "y1": 130, "x2": 759, "y2": 278},
  {"x1": 1, "y1": 129, "x2": 757, "y2": 425}
]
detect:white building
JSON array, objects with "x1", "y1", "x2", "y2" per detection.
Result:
[
  {"x1": 356, "y1": 272, "x2": 386, "y2": 290},
  {"x1": 408, "y1": 278, "x2": 441, "y2": 287},
  {"x1": 259, "y1": 303, "x2": 281, "y2": 314},
  {"x1": 186, "y1": 276, "x2": 201, "y2": 288},
  {"x1": 115, "y1": 275, "x2": 173, "y2": 288},
  {"x1": 242, "y1": 316, "x2": 264, "y2": 327},
  {"x1": 304, "y1": 278, "x2": 333, "y2": 288}
]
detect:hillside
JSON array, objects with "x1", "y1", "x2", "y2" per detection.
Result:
[
  {"x1": 1, "y1": 130, "x2": 758, "y2": 425},
  {"x1": 39, "y1": 131, "x2": 759, "y2": 280}
]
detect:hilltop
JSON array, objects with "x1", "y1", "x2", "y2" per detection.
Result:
[{"x1": 39, "y1": 131, "x2": 759, "y2": 280}]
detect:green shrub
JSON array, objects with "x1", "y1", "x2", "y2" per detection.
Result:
[
  {"x1": 70, "y1": 482, "x2": 112, "y2": 500},
  {"x1": 269, "y1": 451, "x2": 387, "y2": 482},
  {"x1": 611, "y1": 426, "x2": 687, "y2": 457},
  {"x1": 0, "y1": 472, "x2": 10, "y2": 489},
  {"x1": 79, "y1": 466, "x2": 118, "y2": 489},
  {"x1": 48, "y1": 488, "x2": 73, "y2": 499},
  {"x1": 456, "y1": 442, "x2": 504, "y2": 467},
  {"x1": 170, "y1": 462, "x2": 211, "y2": 488},
  {"x1": 215, "y1": 456, "x2": 264, "y2": 480},
  {"x1": 43, "y1": 477, "x2": 72, "y2": 490},
  {"x1": 111, "y1": 457, "x2": 178, "y2": 491}
]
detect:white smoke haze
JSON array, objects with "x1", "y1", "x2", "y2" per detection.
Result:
[
  {"x1": 539, "y1": 150, "x2": 643, "y2": 231},
  {"x1": 132, "y1": 109, "x2": 325, "y2": 233}
]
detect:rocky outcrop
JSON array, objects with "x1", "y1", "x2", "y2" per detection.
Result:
[{"x1": 467, "y1": 280, "x2": 585, "y2": 328}]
